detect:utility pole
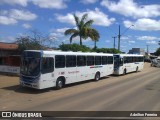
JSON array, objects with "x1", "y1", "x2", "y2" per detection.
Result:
[
  {"x1": 147, "y1": 45, "x2": 149, "y2": 54},
  {"x1": 117, "y1": 24, "x2": 134, "y2": 51},
  {"x1": 112, "y1": 36, "x2": 117, "y2": 49},
  {"x1": 118, "y1": 25, "x2": 121, "y2": 51}
]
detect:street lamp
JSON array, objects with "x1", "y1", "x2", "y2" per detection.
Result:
[{"x1": 118, "y1": 24, "x2": 134, "y2": 51}]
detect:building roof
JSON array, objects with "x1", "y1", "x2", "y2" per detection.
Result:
[{"x1": 0, "y1": 42, "x2": 18, "y2": 50}]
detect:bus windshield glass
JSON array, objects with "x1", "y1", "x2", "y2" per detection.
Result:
[
  {"x1": 114, "y1": 55, "x2": 123, "y2": 69},
  {"x1": 21, "y1": 51, "x2": 41, "y2": 76},
  {"x1": 114, "y1": 55, "x2": 120, "y2": 69}
]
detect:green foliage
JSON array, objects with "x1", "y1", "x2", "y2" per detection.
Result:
[
  {"x1": 59, "y1": 44, "x2": 91, "y2": 52},
  {"x1": 92, "y1": 48, "x2": 121, "y2": 54},
  {"x1": 16, "y1": 36, "x2": 43, "y2": 53},
  {"x1": 155, "y1": 48, "x2": 160, "y2": 56},
  {"x1": 59, "y1": 44, "x2": 121, "y2": 54},
  {"x1": 64, "y1": 14, "x2": 100, "y2": 45}
]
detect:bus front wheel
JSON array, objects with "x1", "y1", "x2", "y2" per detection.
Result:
[
  {"x1": 123, "y1": 69, "x2": 126, "y2": 75},
  {"x1": 56, "y1": 78, "x2": 64, "y2": 89}
]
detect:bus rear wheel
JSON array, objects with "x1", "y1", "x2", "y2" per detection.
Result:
[
  {"x1": 56, "y1": 78, "x2": 64, "y2": 89},
  {"x1": 95, "y1": 72, "x2": 100, "y2": 81}
]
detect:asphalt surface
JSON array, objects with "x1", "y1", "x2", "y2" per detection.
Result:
[{"x1": 0, "y1": 63, "x2": 160, "y2": 112}]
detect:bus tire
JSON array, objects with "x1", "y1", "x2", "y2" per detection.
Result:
[
  {"x1": 123, "y1": 69, "x2": 126, "y2": 75},
  {"x1": 94, "y1": 72, "x2": 100, "y2": 81},
  {"x1": 56, "y1": 78, "x2": 64, "y2": 89},
  {"x1": 136, "y1": 67, "x2": 138, "y2": 72}
]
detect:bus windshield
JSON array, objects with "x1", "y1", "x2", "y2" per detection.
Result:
[
  {"x1": 114, "y1": 55, "x2": 120, "y2": 69},
  {"x1": 114, "y1": 55, "x2": 123, "y2": 69},
  {"x1": 21, "y1": 58, "x2": 40, "y2": 76}
]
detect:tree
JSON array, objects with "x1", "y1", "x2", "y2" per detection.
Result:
[
  {"x1": 92, "y1": 48, "x2": 121, "y2": 54},
  {"x1": 155, "y1": 48, "x2": 160, "y2": 56},
  {"x1": 59, "y1": 44, "x2": 91, "y2": 52},
  {"x1": 16, "y1": 30, "x2": 56, "y2": 53},
  {"x1": 64, "y1": 14, "x2": 100, "y2": 46}
]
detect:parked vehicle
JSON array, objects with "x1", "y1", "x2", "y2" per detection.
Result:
[
  {"x1": 20, "y1": 50, "x2": 114, "y2": 89},
  {"x1": 114, "y1": 54, "x2": 144, "y2": 75},
  {"x1": 151, "y1": 58, "x2": 160, "y2": 67}
]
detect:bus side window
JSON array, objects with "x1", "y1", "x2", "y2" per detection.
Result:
[
  {"x1": 55, "y1": 55, "x2": 65, "y2": 68},
  {"x1": 66, "y1": 55, "x2": 76, "y2": 67},
  {"x1": 95, "y1": 56, "x2": 101, "y2": 65},
  {"x1": 77, "y1": 56, "x2": 86, "y2": 66},
  {"x1": 87, "y1": 56, "x2": 94, "y2": 66},
  {"x1": 42, "y1": 57, "x2": 54, "y2": 74},
  {"x1": 108, "y1": 56, "x2": 113, "y2": 64},
  {"x1": 102, "y1": 56, "x2": 107, "y2": 65}
]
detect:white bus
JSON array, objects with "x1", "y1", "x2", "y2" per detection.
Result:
[
  {"x1": 20, "y1": 50, "x2": 114, "y2": 89},
  {"x1": 114, "y1": 54, "x2": 144, "y2": 75}
]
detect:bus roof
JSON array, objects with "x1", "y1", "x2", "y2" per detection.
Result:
[
  {"x1": 24, "y1": 50, "x2": 113, "y2": 56},
  {"x1": 114, "y1": 54, "x2": 144, "y2": 57}
]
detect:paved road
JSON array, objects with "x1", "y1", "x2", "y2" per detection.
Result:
[{"x1": 0, "y1": 64, "x2": 160, "y2": 111}]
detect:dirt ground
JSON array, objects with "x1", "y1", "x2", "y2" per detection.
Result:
[
  {"x1": 1, "y1": 62, "x2": 160, "y2": 112},
  {"x1": 0, "y1": 62, "x2": 151, "y2": 97}
]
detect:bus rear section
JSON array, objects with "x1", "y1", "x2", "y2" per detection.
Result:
[{"x1": 113, "y1": 54, "x2": 144, "y2": 75}]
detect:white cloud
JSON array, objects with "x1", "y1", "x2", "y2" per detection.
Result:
[
  {"x1": 137, "y1": 36, "x2": 160, "y2": 41},
  {"x1": 9, "y1": 9, "x2": 37, "y2": 21},
  {"x1": 124, "y1": 18, "x2": 160, "y2": 31},
  {"x1": 105, "y1": 40, "x2": 111, "y2": 43},
  {"x1": 128, "y1": 40, "x2": 135, "y2": 43},
  {"x1": 0, "y1": 16, "x2": 17, "y2": 25},
  {"x1": 101, "y1": 0, "x2": 160, "y2": 18},
  {"x1": 0, "y1": 9, "x2": 37, "y2": 25},
  {"x1": 31, "y1": 0, "x2": 67, "y2": 9},
  {"x1": 0, "y1": 0, "x2": 28, "y2": 6},
  {"x1": 56, "y1": 8, "x2": 115, "y2": 27},
  {"x1": 56, "y1": 27, "x2": 70, "y2": 33},
  {"x1": 22, "y1": 23, "x2": 31, "y2": 29},
  {"x1": 80, "y1": 0, "x2": 98, "y2": 4},
  {"x1": 121, "y1": 36, "x2": 129, "y2": 40},
  {"x1": 147, "y1": 41, "x2": 157, "y2": 44},
  {"x1": 0, "y1": 36, "x2": 15, "y2": 42}
]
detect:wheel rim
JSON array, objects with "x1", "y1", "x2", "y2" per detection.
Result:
[
  {"x1": 96, "y1": 74, "x2": 100, "y2": 80},
  {"x1": 58, "y1": 81, "x2": 63, "y2": 88}
]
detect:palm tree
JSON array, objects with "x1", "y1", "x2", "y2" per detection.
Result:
[{"x1": 64, "y1": 14, "x2": 100, "y2": 46}]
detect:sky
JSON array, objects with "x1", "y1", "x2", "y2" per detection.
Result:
[{"x1": 0, "y1": 0, "x2": 160, "y2": 53}]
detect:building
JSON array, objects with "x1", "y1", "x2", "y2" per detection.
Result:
[
  {"x1": 128, "y1": 48, "x2": 145, "y2": 55},
  {"x1": 0, "y1": 42, "x2": 20, "y2": 74}
]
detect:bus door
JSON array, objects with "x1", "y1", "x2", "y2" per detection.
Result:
[{"x1": 41, "y1": 57, "x2": 54, "y2": 88}]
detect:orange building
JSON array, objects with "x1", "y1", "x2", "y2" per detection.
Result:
[{"x1": 0, "y1": 42, "x2": 20, "y2": 67}]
